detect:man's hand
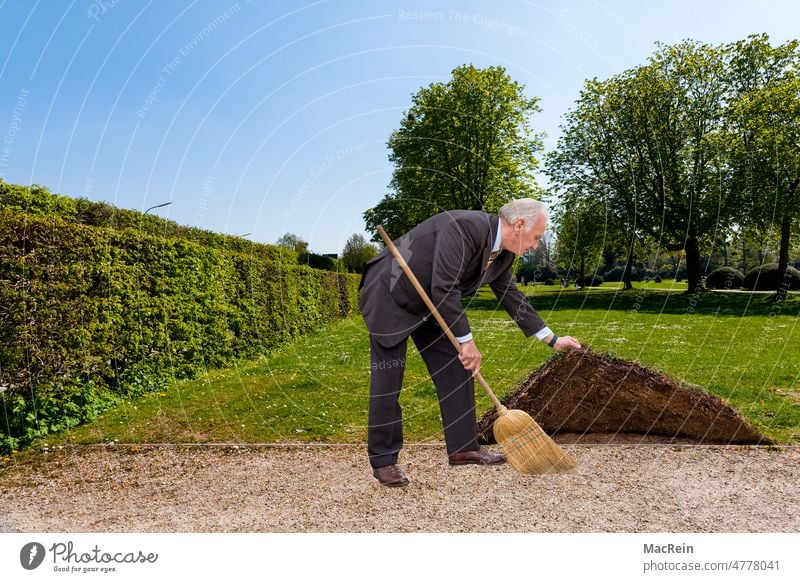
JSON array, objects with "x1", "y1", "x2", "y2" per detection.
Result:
[
  {"x1": 458, "y1": 339, "x2": 482, "y2": 376},
  {"x1": 553, "y1": 335, "x2": 581, "y2": 351}
]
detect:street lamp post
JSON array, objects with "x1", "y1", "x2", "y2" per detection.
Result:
[{"x1": 144, "y1": 201, "x2": 172, "y2": 215}]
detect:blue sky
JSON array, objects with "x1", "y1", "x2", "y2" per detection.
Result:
[{"x1": 1, "y1": 0, "x2": 798, "y2": 254}]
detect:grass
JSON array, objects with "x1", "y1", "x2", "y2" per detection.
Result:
[{"x1": 48, "y1": 282, "x2": 800, "y2": 447}]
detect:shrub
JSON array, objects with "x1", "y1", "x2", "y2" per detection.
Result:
[
  {"x1": 604, "y1": 266, "x2": 667, "y2": 282},
  {"x1": 544, "y1": 278, "x2": 554, "y2": 286},
  {"x1": 643, "y1": 269, "x2": 659, "y2": 280},
  {"x1": 0, "y1": 210, "x2": 360, "y2": 454},
  {"x1": 743, "y1": 264, "x2": 800, "y2": 291},
  {"x1": 576, "y1": 273, "x2": 604, "y2": 287},
  {"x1": 515, "y1": 262, "x2": 556, "y2": 284},
  {"x1": 0, "y1": 180, "x2": 297, "y2": 265},
  {"x1": 706, "y1": 267, "x2": 745, "y2": 290},
  {"x1": 602, "y1": 266, "x2": 625, "y2": 282},
  {"x1": 299, "y1": 252, "x2": 339, "y2": 271}
]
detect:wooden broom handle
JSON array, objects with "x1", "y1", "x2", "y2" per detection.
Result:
[{"x1": 376, "y1": 225, "x2": 506, "y2": 414}]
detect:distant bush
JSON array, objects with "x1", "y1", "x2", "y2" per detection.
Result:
[
  {"x1": 576, "y1": 273, "x2": 604, "y2": 287},
  {"x1": 643, "y1": 269, "x2": 659, "y2": 280},
  {"x1": 299, "y1": 252, "x2": 339, "y2": 272},
  {"x1": 603, "y1": 265, "x2": 672, "y2": 282},
  {"x1": 544, "y1": 278, "x2": 554, "y2": 286},
  {"x1": 603, "y1": 266, "x2": 625, "y2": 282},
  {"x1": 706, "y1": 267, "x2": 744, "y2": 290},
  {"x1": 515, "y1": 262, "x2": 557, "y2": 284},
  {"x1": 743, "y1": 264, "x2": 800, "y2": 291}
]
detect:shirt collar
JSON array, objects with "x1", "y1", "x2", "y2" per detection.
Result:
[{"x1": 492, "y1": 218, "x2": 502, "y2": 253}]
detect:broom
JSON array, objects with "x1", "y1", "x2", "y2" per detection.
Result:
[{"x1": 377, "y1": 226, "x2": 575, "y2": 474}]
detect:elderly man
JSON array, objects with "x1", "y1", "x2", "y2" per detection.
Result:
[{"x1": 359, "y1": 199, "x2": 581, "y2": 487}]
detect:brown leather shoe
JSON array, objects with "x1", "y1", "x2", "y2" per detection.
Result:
[
  {"x1": 448, "y1": 449, "x2": 505, "y2": 466},
  {"x1": 372, "y1": 464, "x2": 410, "y2": 487}
]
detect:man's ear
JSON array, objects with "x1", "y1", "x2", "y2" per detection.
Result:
[{"x1": 514, "y1": 218, "x2": 526, "y2": 233}]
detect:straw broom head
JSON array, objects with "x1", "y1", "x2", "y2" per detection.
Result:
[{"x1": 493, "y1": 407, "x2": 576, "y2": 474}]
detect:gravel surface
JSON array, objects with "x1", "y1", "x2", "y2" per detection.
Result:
[{"x1": 0, "y1": 443, "x2": 798, "y2": 533}]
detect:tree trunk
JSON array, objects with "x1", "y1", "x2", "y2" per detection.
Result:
[
  {"x1": 579, "y1": 255, "x2": 586, "y2": 287},
  {"x1": 775, "y1": 214, "x2": 792, "y2": 302},
  {"x1": 685, "y1": 235, "x2": 704, "y2": 294},
  {"x1": 722, "y1": 238, "x2": 728, "y2": 267},
  {"x1": 741, "y1": 236, "x2": 747, "y2": 273},
  {"x1": 622, "y1": 229, "x2": 635, "y2": 290}
]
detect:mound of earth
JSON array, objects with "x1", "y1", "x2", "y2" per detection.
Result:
[{"x1": 477, "y1": 348, "x2": 771, "y2": 445}]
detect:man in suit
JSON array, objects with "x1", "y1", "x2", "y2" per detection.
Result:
[{"x1": 359, "y1": 199, "x2": 581, "y2": 487}]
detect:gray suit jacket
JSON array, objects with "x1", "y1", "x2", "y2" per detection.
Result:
[{"x1": 359, "y1": 210, "x2": 546, "y2": 347}]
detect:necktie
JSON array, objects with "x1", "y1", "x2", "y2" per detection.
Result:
[{"x1": 484, "y1": 250, "x2": 500, "y2": 271}]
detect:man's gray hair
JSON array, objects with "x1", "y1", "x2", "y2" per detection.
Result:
[{"x1": 498, "y1": 198, "x2": 548, "y2": 230}]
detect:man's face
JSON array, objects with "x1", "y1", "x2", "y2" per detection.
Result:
[{"x1": 511, "y1": 213, "x2": 548, "y2": 255}]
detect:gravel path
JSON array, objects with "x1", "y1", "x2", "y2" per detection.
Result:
[{"x1": 0, "y1": 443, "x2": 798, "y2": 533}]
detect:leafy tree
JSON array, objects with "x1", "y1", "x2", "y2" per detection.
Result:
[
  {"x1": 341, "y1": 233, "x2": 377, "y2": 273},
  {"x1": 275, "y1": 232, "x2": 309, "y2": 254},
  {"x1": 548, "y1": 41, "x2": 732, "y2": 294},
  {"x1": 364, "y1": 64, "x2": 544, "y2": 240},
  {"x1": 546, "y1": 75, "x2": 650, "y2": 290},
  {"x1": 554, "y1": 196, "x2": 609, "y2": 285},
  {"x1": 724, "y1": 35, "x2": 800, "y2": 300}
]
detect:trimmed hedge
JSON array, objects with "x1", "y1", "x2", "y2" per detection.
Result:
[
  {"x1": 0, "y1": 211, "x2": 359, "y2": 453},
  {"x1": 602, "y1": 266, "x2": 625, "y2": 282},
  {"x1": 706, "y1": 267, "x2": 744, "y2": 290},
  {"x1": 0, "y1": 181, "x2": 297, "y2": 265},
  {"x1": 299, "y1": 251, "x2": 340, "y2": 272},
  {"x1": 743, "y1": 264, "x2": 800, "y2": 291}
]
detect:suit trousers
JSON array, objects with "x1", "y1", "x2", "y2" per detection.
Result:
[{"x1": 368, "y1": 317, "x2": 480, "y2": 468}]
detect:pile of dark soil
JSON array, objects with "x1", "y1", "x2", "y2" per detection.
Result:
[{"x1": 477, "y1": 348, "x2": 770, "y2": 445}]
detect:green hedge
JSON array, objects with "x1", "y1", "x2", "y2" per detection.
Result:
[
  {"x1": 0, "y1": 180, "x2": 297, "y2": 264},
  {"x1": 743, "y1": 263, "x2": 800, "y2": 291},
  {"x1": 298, "y1": 251, "x2": 341, "y2": 271},
  {"x1": 0, "y1": 211, "x2": 359, "y2": 453},
  {"x1": 706, "y1": 266, "x2": 745, "y2": 290}
]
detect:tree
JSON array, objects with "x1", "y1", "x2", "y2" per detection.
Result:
[
  {"x1": 724, "y1": 35, "x2": 800, "y2": 300},
  {"x1": 554, "y1": 196, "x2": 609, "y2": 285},
  {"x1": 546, "y1": 75, "x2": 650, "y2": 290},
  {"x1": 275, "y1": 233, "x2": 308, "y2": 254},
  {"x1": 341, "y1": 233, "x2": 377, "y2": 273},
  {"x1": 548, "y1": 41, "x2": 732, "y2": 294},
  {"x1": 364, "y1": 64, "x2": 544, "y2": 240}
]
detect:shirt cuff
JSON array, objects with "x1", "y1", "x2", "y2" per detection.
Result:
[
  {"x1": 455, "y1": 332, "x2": 473, "y2": 343},
  {"x1": 534, "y1": 326, "x2": 553, "y2": 341}
]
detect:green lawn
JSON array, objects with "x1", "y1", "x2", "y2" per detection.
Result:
[{"x1": 49, "y1": 283, "x2": 800, "y2": 447}]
